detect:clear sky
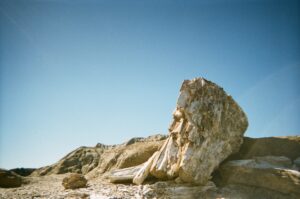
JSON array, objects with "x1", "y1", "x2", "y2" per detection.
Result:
[{"x1": 0, "y1": 0, "x2": 299, "y2": 169}]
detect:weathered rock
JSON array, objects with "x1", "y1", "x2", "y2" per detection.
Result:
[
  {"x1": 32, "y1": 147, "x2": 103, "y2": 176},
  {"x1": 87, "y1": 135, "x2": 165, "y2": 180},
  {"x1": 228, "y1": 136, "x2": 300, "y2": 161},
  {"x1": 32, "y1": 134, "x2": 166, "y2": 180},
  {"x1": 142, "y1": 181, "x2": 217, "y2": 199},
  {"x1": 0, "y1": 169, "x2": 22, "y2": 188},
  {"x1": 109, "y1": 165, "x2": 143, "y2": 183},
  {"x1": 62, "y1": 173, "x2": 87, "y2": 189},
  {"x1": 117, "y1": 78, "x2": 248, "y2": 185},
  {"x1": 219, "y1": 156, "x2": 300, "y2": 195}
]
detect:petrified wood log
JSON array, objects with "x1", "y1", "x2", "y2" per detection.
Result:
[{"x1": 109, "y1": 78, "x2": 248, "y2": 185}]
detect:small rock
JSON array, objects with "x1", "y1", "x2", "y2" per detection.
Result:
[{"x1": 62, "y1": 173, "x2": 87, "y2": 189}]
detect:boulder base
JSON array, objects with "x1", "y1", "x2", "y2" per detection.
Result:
[
  {"x1": 110, "y1": 78, "x2": 248, "y2": 185},
  {"x1": 219, "y1": 156, "x2": 300, "y2": 195}
]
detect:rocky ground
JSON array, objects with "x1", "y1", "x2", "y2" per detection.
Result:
[
  {"x1": 1, "y1": 172, "x2": 298, "y2": 199},
  {"x1": 1, "y1": 135, "x2": 300, "y2": 199},
  {"x1": 0, "y1": 174, "x2": 142, "y2": 199}
]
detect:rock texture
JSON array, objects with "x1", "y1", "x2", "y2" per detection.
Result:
[
  {"x1": 1, "y1": 137, "x2": 300, "y2": 199},
  {"x1": 111, "y1": 77, "x2": 248, "y2": 185},
  {"x1": 0, "y1": 169, "x2": 22, "y2": 188},
  {"x1": 32, "y1": 147, "x2": 103, "y2": 176},
  {"x1": 31, "y1": 134, "x2": 166, "y2": 178},
  {"x1": 228, "y1": 136, "x2": 300, "y2": 161},
  {"x1": 86, "y1": 134, "x2": 166, "y2": 180},
  {"x1": 142, "y1": 181, "x2": 217, "y2": 199},
  {"x1": 219, "y1": 156, "x2": 300, "y2": 196},
  {"x1": 62, "y1": 174, "x2": 87, "y2": 189}
]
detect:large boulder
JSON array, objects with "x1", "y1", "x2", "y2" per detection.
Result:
[
  {"x1": 110, "y1": 78, "x2": 248, "y2": 185},
  {"x1": 219, "y1": 156, "x2": 300, "y2": 196},
  {"x1": 0, "y1": 169, "x2": 22, "y2": 188},
  {"x1": 159, "y1": 78, "x2": 248, "y2": 184}
]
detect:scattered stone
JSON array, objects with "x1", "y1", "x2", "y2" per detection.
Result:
[
  {"x1": 219, "y1": 156, "x2": 300, "y2": 195},
  {"x1": 62, "y1": 174, "x2": 88, "y2": 189},
  {"x1": 0, "y1": 169, "x2": 22, "y2": 188}
]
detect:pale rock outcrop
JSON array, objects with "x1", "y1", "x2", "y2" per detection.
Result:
[
  {"x1": 110, "y1": 77, "x2": 248, "y2": 185},
  {"x1": 32, "y1": 147, "x2": 103, "y2": 176},
  {"x1": 31, "y1": 135, "x2": 166, "y2": 178},
  {"x1": 86, "y1": 135, "x2": 166, "y2": 179},
  {"x1": 219, "y1": 156, "x2": 300, "y2": 196}
]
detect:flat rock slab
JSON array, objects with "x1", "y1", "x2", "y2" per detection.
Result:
[
  {"x1": 219, "y1": 156, "x2": 300, "y2": 196},
  {"x1": 228, "y1": 136, "x2": 300, "y2": 161}
]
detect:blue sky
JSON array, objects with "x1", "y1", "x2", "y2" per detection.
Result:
[{"x1": 0, "y1": 0, "x2": 299, "y2": 169}]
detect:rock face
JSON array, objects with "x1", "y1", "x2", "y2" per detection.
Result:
[
  {"x1": 228, "y1": 136, "x2": 300, "y2": 161},
  {"x1": 111, "y1": 78, "x2": 248, "y2": 185},
  {"x1": 157, "y1": 78, "x2": 248, "y2": 184},
  {"x1": 62, "y1": 173, "x2": 87, "y2": 189},
  {"x1": 0, "y1": 169, "x2": 22, "y2": 188},
  {"x1": 32, "y1": 147, "x2": 102, "y2": 176},
  {"x1": 219, "y1": 156, "x2": 300, "y2": 196},
  {"x1": 86, "y1": 135, "x2": 166, "y2": 179}
]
